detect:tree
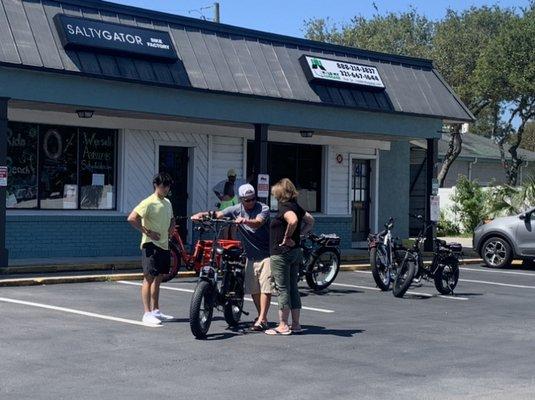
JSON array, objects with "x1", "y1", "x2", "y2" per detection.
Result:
[
  {"x1": 475, "y1": 6, "x2": 535, "y2": 185},
  {"x1": 303, "y1": 6, "x2": 515, "y2": 187},
  {"x1": 304, "y1": 8, "x2": 435, "y2": 58},
  {"x1": 432, "y1": 7, "x2": 514, "y2": 187}
]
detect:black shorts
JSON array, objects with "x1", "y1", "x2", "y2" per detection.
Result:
[{"x1": 141, "y1": 243, "x2": 171, "y2": 277}]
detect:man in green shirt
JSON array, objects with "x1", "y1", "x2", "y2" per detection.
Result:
[{"x1": 128, "y1": 173, "x2": 176, "y2": 326}]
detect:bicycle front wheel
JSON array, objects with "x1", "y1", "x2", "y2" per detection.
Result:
[
  {"x1": 393, "y1": 258, "x2": 416, "y2": 298},
  {"x1": 189, "y1": 280, "x2": 214, "y2": 339}
]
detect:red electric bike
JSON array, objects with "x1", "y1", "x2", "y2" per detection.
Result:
[{"x1": 161, "y1": 216, "x2": 241, "y2": 282}]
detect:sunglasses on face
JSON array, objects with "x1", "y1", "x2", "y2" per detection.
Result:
[{"x1": 242, "y1": 197, "x2": 256, "y2": 203}]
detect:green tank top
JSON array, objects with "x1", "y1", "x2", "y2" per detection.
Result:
[{"x1": 219, "y1": 196, "x2": 238, "y2": 210}]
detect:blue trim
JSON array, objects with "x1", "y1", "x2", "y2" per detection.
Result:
[{"x1": 0, "y1": 67, "x2": 444, "y2": 138}]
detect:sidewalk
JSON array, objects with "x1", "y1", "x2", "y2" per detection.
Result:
[{"x1": 0, "y1": 255, "x2": 483, "y2": 287}]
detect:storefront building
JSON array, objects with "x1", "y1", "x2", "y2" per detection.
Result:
[{"x1": 0, "y1": 0, "x2": 474, "y2": 265}]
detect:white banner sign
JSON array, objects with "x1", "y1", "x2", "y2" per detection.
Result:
[
  {"x1": 430, "y1": 195, "x2": 440, "y2": 222},
  {"x1": 0, "y1": 166, "x2": 7, "y2": 187},
  {"x1": 257, "y1": 174, "x2": 270, "y2": 198},
  {"x1": 302, "y1": 56, "x2": 385, "y2": 89}
]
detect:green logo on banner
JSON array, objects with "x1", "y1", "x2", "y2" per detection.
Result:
[{"x1": 311, "y1": 58, "x2": 326, "y2": 71}]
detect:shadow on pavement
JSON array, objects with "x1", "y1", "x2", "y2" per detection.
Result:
[{"x1": 300, "y1": 325, "x2": 364, "y2": 337}]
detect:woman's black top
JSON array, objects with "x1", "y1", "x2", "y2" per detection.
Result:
[{"x1": 270, "y1": 200, "x2": 305, "y2": 256}]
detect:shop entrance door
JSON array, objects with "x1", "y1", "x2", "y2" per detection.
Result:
[
  {"x1": 351, "y1": 159, "x2": 371, "y2": 244},
  {"x1": 158, "y1": 146, "x2": 189, "y2": 241}
]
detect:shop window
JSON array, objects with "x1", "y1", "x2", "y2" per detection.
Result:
[
  {"x1": 79, "y1": 128, "x2": 116, "y2": 209},
  {"x1": 6, "y1": 122, "x2": 117, "y2": 210},
  {"x1": 6, "y1": 122, "x2": 39, "y2": 209},
  {"x1": 247, "y1": 141, "x2": 323, "y2": 212},
  {"x1": 39, "y1": 125, "x2": 78, "y2": 209}
]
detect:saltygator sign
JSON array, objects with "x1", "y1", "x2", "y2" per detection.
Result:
[{"x1": 54, "y1": 14, "x2": 178, "y2": 62}]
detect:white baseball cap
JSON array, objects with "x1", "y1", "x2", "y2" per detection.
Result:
[{"x1": 238, "y1": 184, "x2": 255, "y2": 198}]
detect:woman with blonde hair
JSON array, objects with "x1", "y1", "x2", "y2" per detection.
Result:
[{"x1": 266, "y1": 178, "x2": 314, "y2": 335}]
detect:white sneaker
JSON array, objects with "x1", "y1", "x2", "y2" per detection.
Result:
[
  {"x1": 142, "y1": 312, "x2": 162, "y2": 326},
  {"x1": 152, "y1": 309, "x2": 175, "y2": 321}
]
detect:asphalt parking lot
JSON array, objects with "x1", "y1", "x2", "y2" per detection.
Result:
[{"x1": 2, "y1": 265, "x2": 535, "y2": 400}]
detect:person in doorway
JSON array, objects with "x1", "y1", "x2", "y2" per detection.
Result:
[
  {"x1": 191, "y1": 183, "x2": 272, "y2": 331},
  {"x1": 127, "y1": 173, "x2": 176, "y2": 326},
  {"x1": 266, "y1": 178, "x2": 314, "y2": 336},
  {"x1": 213, "y1": 169, "x2": 242, "y2": 210}
]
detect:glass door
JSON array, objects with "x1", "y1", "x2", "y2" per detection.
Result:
[
  {"x1": 351, "y1": 159, "x2": 371, "y2": 243},
  {"x1": 159, "y1": 146, "x2": 189, "y2": 241}
]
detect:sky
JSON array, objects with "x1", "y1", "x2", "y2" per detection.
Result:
[{"x1": 113, "y1": 0, "x2": 530, "y2": 37}]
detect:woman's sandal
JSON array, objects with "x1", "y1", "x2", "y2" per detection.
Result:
[
  {"x1": 290, "y1": 326, "x2": 304, "y2": 334},
  {"x1": 265, "y1": 328, "x2": 292, "y2": 336}
]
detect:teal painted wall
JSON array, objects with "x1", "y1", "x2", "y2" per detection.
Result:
[
  {"x1": 6, "y1": 215, "x2": 139, "y2": 259},
  {"x1": 378, "y1": 141, "x2": 411, "y2": 238},
  {"x1": 5, "y1": 215, "x2": 352, "y2": 260}
]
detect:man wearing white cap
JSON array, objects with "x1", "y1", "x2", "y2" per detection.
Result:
[{"x1": 191, "y1": 183, "x2": 272, "y2": 331}]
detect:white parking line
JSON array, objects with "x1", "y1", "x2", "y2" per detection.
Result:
[
  {"x1": 459, "y1": 279, "x2": 535, "y2": 289},
  {"x1": 461, "y1": 267, "x2": 535, "y2": 277},
  {"x1": 117, "y1": 281, "x2": 335, "y2": 314},
  {"x1": 332, "y1": 283, "x2": 468, "y2": 301},
  {"x1": 355, "y1": 267, "x2": 535, "y2": 290},
  {"x1": 0, "y1": 296, "x2": 160, "y2": 328}
]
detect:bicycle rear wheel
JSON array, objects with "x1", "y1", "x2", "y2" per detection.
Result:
[
  {"x1": 305, "y1": 248, "x2": 340, "y2": 291},
  {"x1": 161, "y1": 248, "x2": 180, "y2": 283}
]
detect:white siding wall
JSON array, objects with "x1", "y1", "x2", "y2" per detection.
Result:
[
  {"x1": 121, "y1": 126, "x2": 385, "y2": 219},
  {"x1": 327, "y1": 145, "x2": 376, "y2": 216},
  {"x1": 122, "y1": 129, "x2": 209, "y2": 213}
]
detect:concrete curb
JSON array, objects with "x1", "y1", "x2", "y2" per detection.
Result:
[
  {"x1": 0, "y1": 259, "x2": 485, "y2": 287},
  {"x1": 1, "y1": 262, "x2": 140, "y2": 275},
  {"x1": 0, "y1": 271, "x2": 197, "y2": 287}
]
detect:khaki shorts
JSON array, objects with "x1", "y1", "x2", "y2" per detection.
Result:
[{"x1": 245, "y1": 257, "x2": 272, "y2": 295}]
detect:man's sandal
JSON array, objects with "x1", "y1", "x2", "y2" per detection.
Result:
[{"x1": 250, "y1": 322, "x2": 268, "y2": 332}]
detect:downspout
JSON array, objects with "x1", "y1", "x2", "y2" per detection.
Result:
[{"x1": 468, "y1": 157, "x2": 478, "y2": 181}]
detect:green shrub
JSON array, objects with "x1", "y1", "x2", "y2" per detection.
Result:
[
  {"x1": 437, "y1": 211, "x2": 461, "y2": 236},
  {"x1": 451, "y1": 176, "x2": 488, "y2": 233}
]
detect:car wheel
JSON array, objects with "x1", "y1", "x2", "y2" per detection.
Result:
[{"x1": 481, "y1": 237, "x2": 512, "y2": 268}]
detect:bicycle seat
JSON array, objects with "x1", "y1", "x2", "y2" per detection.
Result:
[
  {"x1": 436, "y1": 238, "x2": 447, "y2": 246},
  {"x1": 310, "y1": 233, "x2": 340, "y2": 246}
]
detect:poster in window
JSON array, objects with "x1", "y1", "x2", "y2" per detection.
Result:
[
  {"x1": 79, "y1": 128, "x2": 115, "y2": 209},
  {"x1": 6, "y1": 122, "x2": 38, "y2": 208}
]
